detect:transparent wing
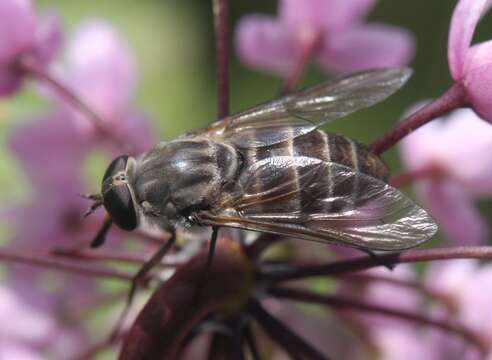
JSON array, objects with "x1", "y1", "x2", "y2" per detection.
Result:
[
  {"x1": 199, "y1": 156, "x2": 437, "y2": 251},
  {"x1": 199, "y1": 68, "x2": 412, "y2": 148}
]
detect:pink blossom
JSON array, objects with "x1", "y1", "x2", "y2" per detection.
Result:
[
  {"x1": 400, "y1": 107, "x2": 492, "y2": 245},
  {"x1": 340, "y1": 265, "x2": 422, "y2": 330},
  {"x1": 0, "y1": 0, "x2": 62, "y2": 96},
  {"x1": 235, "y1": 0, "x2": 414, "y2": 75},
  {"x1": 424, "y1": 260, "x2": 492, "y2": 359},
  {"x1": 55, "y1": 21, "x2": 153, "y2": 152},
  {"x1": 9, "y1": 114, "x2": 88, "y2": 194},
  {"x1": 0, "y1": 285, "x2": 55, "y2": 359},
  {"x1": 448, "y1": 0, "x2": 492, "y2": 123}
]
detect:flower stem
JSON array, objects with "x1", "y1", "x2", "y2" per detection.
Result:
[
  {"x1": 248, "y1": 299, "x2": 330, "y2": 360},
  {"x1": 269, "y1": 286, "x2": 488, "y2": 354},
  {"x1": 0, "y1": 248, "x2": 132, "y2": 281},
  {"x1": 51, "y1": 247, "x2": 177, "y2": 267},
  {"x1": 244, "y1": 325, "x2": 261, "y2": 360},
  {"x1": 213, "y1": 0, "x2": 230, "y2": 118},
  {"x1": 16, "y1": 56, "x2": 131, "y2": 153},
  {"x1": 282, "y1": 30, "x2": 322, "y2": 94},
  {"x1": 261, "y1": 246, "x2": 492, "y2": 282},
  {"x1": 389, "y1": 165, "x2": 443, "y2": 188},
  {"x1": 369, "y1": 83, "x2": 468, "y2": 155}
]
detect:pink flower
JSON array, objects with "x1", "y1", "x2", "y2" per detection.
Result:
[
  {"x1": 338, "y1": 265, "x2": 423, "y2": 335},
  {"x1": 424, "y1": 260, "x2": 492, "y2": 359},
  {"x1": 5, "y1": 22, "x2": 156, "y2": 349},
  {"x1": 235, "y1": 0, "x2": 414, "y2": 75},
  {"x1": 56, "y1": 21, "x2": 153, "y2": 152},
  {"x1": 400, "y1": 107, "x2": 492, "y2": 245},
  {"x1": 448, "y1": 0, "x2": 492, "y2": 123},
  {"x1": 0, "y1": 0, "x2": 62, "y2": 96},
  {"x1": 9, "y1": 114, "x2": 88, "y2": 194},
  {"x1": 0, "y1": 285, "x2": 55, "y2": 359}
]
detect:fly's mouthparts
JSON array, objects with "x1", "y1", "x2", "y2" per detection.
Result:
[{"x1": 81, "y1": 193, "x2": 104, "y2": 218}]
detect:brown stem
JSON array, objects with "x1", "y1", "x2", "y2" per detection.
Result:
[
  {"x1": 270, "y1": 286, "x2": 489, "y2": 354},
  {"x1": 16, "y1": 56, "x2": 131, "y2": 153},
  {"x1": 244, "y1": 325, "x2": 261, "y2": 360},
  {"x1": 248, "y1": 299, "x2": 330, "y2": 360},
  {"x1": 51, "y1": 247, "x2": 177, "y2": 267},
  {"x1": 213, "y1": 0, "x2": 230, "y2": 118},
  {"x1": 389, "y1": 165, "x2": 444, "y2": 188},
  {"x1": 0, "y1": 248, "x2": 132, "y2": 281},
  {"x1": 369, "y1": 83, "x2": 468, "y2": 155},
  {"x1": 261, "y1": 246, "x2": 492, "y2": 282},
  {"x1": 282, "y1": 30, "x2": 322, "y2": 94}
]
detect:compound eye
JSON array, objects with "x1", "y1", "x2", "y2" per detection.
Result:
[
  {"x1": 101, "y1": 155, "x2": 137, "y2": 231},
  {"x1": 103, "y1": 155, "x2": 129, "y2": 183},
  {"x1": 103, "y1": 184, "x2": 137, "y2": 231}
]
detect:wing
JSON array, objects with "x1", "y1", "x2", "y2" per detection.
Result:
[
  {"x1": 197, "y1": 157, "x2": 437, "y2": 251},
  {"x1": 198, "y1": 68, "x2": 412, "y2": 148}
]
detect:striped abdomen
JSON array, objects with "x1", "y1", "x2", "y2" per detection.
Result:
[{"x1": 236, "y1": 130, "x2": 389, "y2": 217}]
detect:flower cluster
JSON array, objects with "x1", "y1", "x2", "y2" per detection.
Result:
[
  {"x1": 1, "y1": 1, "x2": 155, "y2": 357},
  {"x1": 235, "y1": 0, "x2": 415, "y2": 76}
]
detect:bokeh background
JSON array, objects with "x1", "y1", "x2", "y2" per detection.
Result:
[{"x1": 0, "y1": 0, "x2": 491, "y2": 357}]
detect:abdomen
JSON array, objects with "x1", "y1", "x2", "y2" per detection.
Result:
[{"x1": 237, "y1": 130, "x2": 389, "y2": 216}]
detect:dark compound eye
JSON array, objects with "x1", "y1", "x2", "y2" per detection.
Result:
[
  {"x1": 101, "y1": 155, "x2": 137, "y2": 231},
  {"x1": 103, "y1": 155, "x2": 129, "y2": 184},
  {"x1": 103, "y1": 184, "x2": 137, "y2": 231}
]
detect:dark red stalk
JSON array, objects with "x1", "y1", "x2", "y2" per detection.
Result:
[
  {"x1": 244, "y1": 325, "x2": 261, "y2": 360},
  {"x1": 269, "y1": 286, "x2": 488, "y2": 354},
  {"x1": 370, "y1": 83, "x2": 468, "y2": 155},
  {"x1": 248, "y1": 299, "x2": 330, "y2": 360},
  {"x1": 51, "y1": 247, "x2": 177, "y2": 267},
  {"x1": 207, "y1": 334, "x2": 230, "y2": 360},
  {"x1": 16, "y1": 56, "x2": 131, "y2": 153},
  {"x1": 261, "y1": 246, "x2": 492, "y2": 282},
  {"x1": 213, "y1": 0, "x2": 230, "y2": 118},
  {"x1": 389, "y1": 164, "x2": 443, "y2": 188},
  {"x1": 282, "y1": 30, "x2": 322, "y2": 94},
  {"x1": 0, "y1": 248, "x2": 132, "y2": 281}
]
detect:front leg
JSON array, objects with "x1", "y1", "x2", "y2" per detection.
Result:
[{"x1": 110, "y1": 229, "x2": 176, "y2": 339}]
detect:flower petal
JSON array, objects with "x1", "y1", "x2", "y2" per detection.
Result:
[
  {"x1": 235, "y1": 15, "x2": 298, "y2": 75},
  {"x1": 8, "y1": 114, "x2": 88, "y2": 192},
  {"x1": 317, "y1": 23, "x2": 415, "y2": 74},
  {"x1": 62, "y1": 20, "x2": 136, "y2": 132},
  {"x1": 417, "y1": 180, "x2": 487, "y2": 245},
  {"x1": 34, "y1": 11, "x2": 63, "y2": 66},
  {"x1": 399, "y1": 101, "x2": 440, "y2": 172},
  {"x1": 462, "y1": 42, "x2": 492, "y2": 123},
  {"x1": 448, "y1": 0, "x2": 489, "y2": 79},
  {"x1": 400, "y1": 106, "x2": 492, "y2": 193},
  {"x1": 0, "y1": 0, "x2": 36, "y2": 63},
  {"x1": 280, "y1": 0, "x2": 377, "y2": 31}
]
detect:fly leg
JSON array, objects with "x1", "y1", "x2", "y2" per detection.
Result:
[
  {"x1": 109, "y1": 230, "x2": 176, "y2": 339},
  {"x1": 358, "y1": 248, "x2": 395, "y2": 271},
  {"x1": 194, "y1": 226, "x2": 220, "y2": 302}
]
